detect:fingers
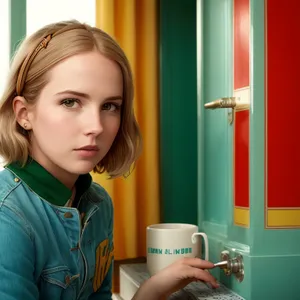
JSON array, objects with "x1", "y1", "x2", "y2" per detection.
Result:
[
  {"x1": 180, "y1": 257, "x2": 215, "y2": 269},
  {"x1": 189, "y1": 267, "x2": 219, "y2": 288},
  {"x1": 177, "y1": 258, "x2": 219, "y2": 288}
]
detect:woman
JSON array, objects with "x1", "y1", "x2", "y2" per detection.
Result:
[{"x1": 0, "y1": 20, "x2": 218, "y2": 300}]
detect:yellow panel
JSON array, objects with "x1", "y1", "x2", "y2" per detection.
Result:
[
  {"x1": 267, "y1": 209, "x2": 300, "y2": 228},
  {"x1": 234, "y1": 207, "x2": 250, "y2": 227}
]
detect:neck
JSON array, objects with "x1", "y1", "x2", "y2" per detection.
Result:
[
  {"x1": 67, "y1": 185, "x2": 77, "y2": 206},
  {"x1": 30, "y1": 154, "x2": 78, "y2": 190}
]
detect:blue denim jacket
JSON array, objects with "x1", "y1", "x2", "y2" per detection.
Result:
[{"x1": 0, "y1": 159, "x2": 114, "y2": 300}]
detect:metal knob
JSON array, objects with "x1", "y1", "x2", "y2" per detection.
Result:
[
  {"x1": 213, "y1": 260, "x2": 229, "y2": 269},
  {"x1": 213, "y1": 251, "x2": 244, "y2": 282}
]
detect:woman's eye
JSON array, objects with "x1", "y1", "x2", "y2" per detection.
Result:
[
  {"x1": 61, "y1": 98, "x2": 79, "y2": 108},
  {"x1": 102, "y1": 103, "x2": 121, "y2": 112}
]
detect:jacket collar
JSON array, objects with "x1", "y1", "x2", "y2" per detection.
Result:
[{"x1": 6, "y1": 158, "x2": 92, "y2": 206}]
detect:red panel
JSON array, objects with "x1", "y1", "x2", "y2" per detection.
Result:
[
  {"x1": 234, "y1": 0, "x2": 250, "y2": 89},
  {"x1": 266, "y1": 0, "x2": 300, "y2": 208},
  {"x1": 234, "y1": 111, "x2": 250, "y2": 207},
  {"x1": 233, "y1": 0, "x2": 250, "y2": 209}
]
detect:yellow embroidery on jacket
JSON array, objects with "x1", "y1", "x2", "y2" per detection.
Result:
[{"x1": 93, "y1": 238, "x2": 114, "y2": 292}]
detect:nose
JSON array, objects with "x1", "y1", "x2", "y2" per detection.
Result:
[{"x1": 83, "y1": 110, "x2": 103, "y2": 136}]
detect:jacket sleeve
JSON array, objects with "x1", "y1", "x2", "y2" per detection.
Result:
[{"x1": 0, "y1": 204, "x2": 39, "y2": 300}]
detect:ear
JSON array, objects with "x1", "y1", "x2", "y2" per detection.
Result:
[{"x1": 13, "y1": 96, "x2": 33, "y2": 130}]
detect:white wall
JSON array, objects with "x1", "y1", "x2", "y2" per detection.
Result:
[
  {"x1": 0, "y1": 0, "x2": 9, "y2": 171},
  {"x1": 0, "y1": 0, "x2": 10, "y2": 98},
  {"x1": 26, "y1": 0, "x2": 96, "y2": 36}
]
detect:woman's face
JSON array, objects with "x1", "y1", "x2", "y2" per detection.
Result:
[{"x1": 24, "y1": 51, "x2": 123, "y2": 186}]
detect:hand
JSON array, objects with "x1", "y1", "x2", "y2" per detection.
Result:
[
  {"x1": 133, "y1": 258, "x2": 219, "y2": 300},
  {"x1": 150, "y1": 257, "x2": 219, "y2": 297}
]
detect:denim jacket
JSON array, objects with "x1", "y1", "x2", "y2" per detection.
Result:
[{"x1": 0, "y1": 159, "x2": 114, "y2": 300}]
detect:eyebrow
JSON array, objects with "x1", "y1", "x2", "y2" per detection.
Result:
[{"x1": 55, "y1": 90, "x2": 123, "y2": 101}]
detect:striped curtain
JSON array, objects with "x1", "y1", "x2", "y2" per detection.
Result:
[{"x1": 93, "y1": 0, "x2": 160, "y2": 260}]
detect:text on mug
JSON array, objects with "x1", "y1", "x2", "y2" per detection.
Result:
[{"x1": 147, "y1": 247, "x2": 193, "y2": 255}]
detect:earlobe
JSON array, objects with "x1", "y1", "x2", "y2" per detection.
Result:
[{"x1": 13, "y1": 96, "x2": 32, "y2": 130}]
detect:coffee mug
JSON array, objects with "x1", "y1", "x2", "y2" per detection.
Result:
[{"x1": 146, "y1": 223, "x2": 209, "y2": 275}]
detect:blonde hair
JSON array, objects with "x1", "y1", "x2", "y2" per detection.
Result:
[{"x1": 0, "y1": 20, "x2": 142, "y2": 178}]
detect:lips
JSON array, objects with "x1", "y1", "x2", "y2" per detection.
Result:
[
  {"x1": 75, "y1": 145, "x2": 100, "y2": 158},
  {"x1": 76, "y1": 145, "x2": 99, "y2": 151}
]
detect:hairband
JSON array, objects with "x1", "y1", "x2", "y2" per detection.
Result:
[{"x1": 16, "y1": 23, "x2": 87, "y2": 96}]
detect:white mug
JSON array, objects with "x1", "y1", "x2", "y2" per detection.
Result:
[{"x1": 146, "y1": 223, "x2": 209, "y2": 276}]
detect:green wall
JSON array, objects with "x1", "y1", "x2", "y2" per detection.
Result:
[
  {"x1": 159, "y1": 0, "x2": 198, "y2": 224},
  {"x1": 10, "y1": 0, "x2": 26, "y2": 58}
]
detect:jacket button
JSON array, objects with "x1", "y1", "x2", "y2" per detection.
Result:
[
  {"x1": 70, "y1": 243, "x2": 79, "y2": 251},
  {"x1": 65, "y1": 275, "x2": 71, "y2": 284},
  {"x1": 64, "y1": 212, "x2": 73, "y2": 218},
  {"x1": 14, "y1": 177, "x2": 20, "y2": 182}
]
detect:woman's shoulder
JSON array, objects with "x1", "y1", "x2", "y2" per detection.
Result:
[
  {"x1": 0, "y1": 168, "x2": 35, "y2": 240},
  {"x1": 89, "y1": 181, "x2": 112, "y2": 202},
  {"x1": 87, "y1": 181, "x2": 114, "y2": 213},
  {"x1": 0, "y1": 168, "x2": 22, "y2": 204}
]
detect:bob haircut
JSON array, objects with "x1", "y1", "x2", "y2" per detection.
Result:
[{"x1": 0, "y1": 20, "x2": 142, "y2": 178}]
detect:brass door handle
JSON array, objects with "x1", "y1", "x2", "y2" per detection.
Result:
[
  {"x1": 204, "y1": 97, "x2": 236, "y2": 109},
  {"x1": 204, "y1": 96, "x2": 250, "y2": 124},
  {"x1": 204, "y1": 97, "x2": 249, "y2": 111}
]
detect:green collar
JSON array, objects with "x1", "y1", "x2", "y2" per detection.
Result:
[{"x1": 6, "y1": 158, "x2": 92, "y2": 206}]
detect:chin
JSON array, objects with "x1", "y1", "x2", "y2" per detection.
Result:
[{"x1": 67, "y1": 160, "x2": 98, "y2": 175}]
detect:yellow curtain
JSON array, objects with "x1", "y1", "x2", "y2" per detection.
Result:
[{"x1": 93, "y1": 0, "x2": 160, "y2": 261}]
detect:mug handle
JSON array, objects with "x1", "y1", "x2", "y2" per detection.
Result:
[{"x1": 191, "y1": 232, "x2": 209, "y2": 261}]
